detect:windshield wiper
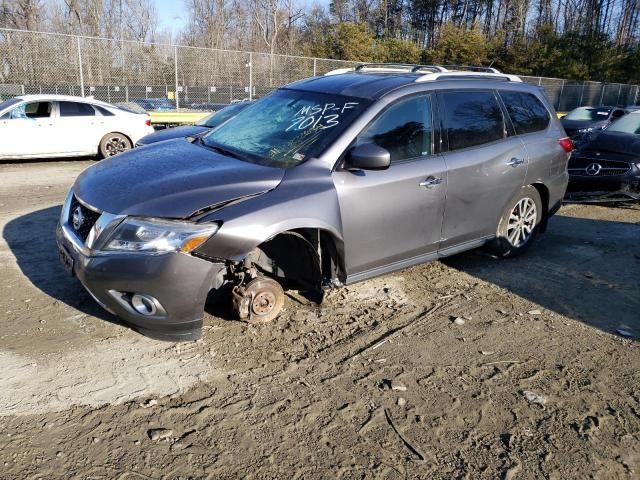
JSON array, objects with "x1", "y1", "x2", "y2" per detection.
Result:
[{"x1": 198, "y1": 138, "x2": 245, "y2": 161}]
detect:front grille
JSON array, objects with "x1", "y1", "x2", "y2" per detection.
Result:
[
  {"x1": 568, "y1": 155, "x2": 632, "y2": 177},
  {"x1": 68, "y1": 195, "x2": 101, "y2": 243},
  {"x1": 569, "y1": 168, "x2": 630, "y2": 177}
]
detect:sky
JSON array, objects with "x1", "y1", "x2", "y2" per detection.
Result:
[
  {"x1": 155, "y1": 0, "x2": 187, "y2": 37},
  {"x1": 154, "y1": 0, "x2": 328, "y2": 38}
]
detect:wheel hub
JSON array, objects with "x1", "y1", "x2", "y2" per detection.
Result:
[{"x1": 252, "y1": 291, "x2": 276, "y2": 315}]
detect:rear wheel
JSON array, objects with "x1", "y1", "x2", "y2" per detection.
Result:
[
  {"x1": 487, "y1": 186, "x2": 542, "y2": 258},
  {"x1": 99, "y1": 133, "x2": 132, "y2": 158}
]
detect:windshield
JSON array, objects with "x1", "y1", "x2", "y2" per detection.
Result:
[
  {"x1": 565, "y1": 107, "x2": 611, "y2": 121},
  {"x1": 607, "y1": 113, "x2": 640, "y2": 135},
  {"x1": 197, "y1": 103, "x2": 249, "y2": 128},
  {"x1": 202, "y1": 89, "x2": 370, "y2": 168},
  {"x1": 0, "y1": 97, "x2": 22, "y2": 114}
]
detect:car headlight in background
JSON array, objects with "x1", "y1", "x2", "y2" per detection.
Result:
[{"x1": 102, "y1": 217, "x2": 219, "y2": 253}]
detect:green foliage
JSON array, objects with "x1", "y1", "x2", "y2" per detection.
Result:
[
  {"x1": 375, "y1": 38, "x2": 422, "y2": 63},
  {"x1": 299, "y1": 14, "x2": 640, "y2": 84},
  {"x1": 421, "y1": 23, "x2": 490, "y2": 66},
  {"x1": 333, "y1": 23, "x2": 375, "y2": 61}
]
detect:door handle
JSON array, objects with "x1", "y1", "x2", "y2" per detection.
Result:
[
  {"x1": 419, "y1": 176, "x2": 442, "y2": 188},
  {"x1": 507, "y1": 157, "x2": 525, "y2": 167}
]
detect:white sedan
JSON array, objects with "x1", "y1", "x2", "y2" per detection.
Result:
[{"x1": 0, "y1": 94, "x2": 154, "y2": 160}]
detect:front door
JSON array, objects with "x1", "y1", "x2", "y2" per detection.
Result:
[
  {"x1": 0, "y1": 101, "x2": 56, "y2": 158},
  {"x1": 333, "y1": 94, "x2": 447, "y2": 279}
]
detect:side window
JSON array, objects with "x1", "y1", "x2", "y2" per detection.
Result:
[
  {"x1": 356, "y1": 96, "x2": 432, "y2": 163},
  {"x1": 500, "y1": 91, "x2": 551, "y2": 135},
  {"x1": 442, "y1": 91, "x2": 504, "y2": 151},
  {"x1": 59, "y1": 101, "x2": 96, "y2": 117},
  {"x1": 24, "y1": 101, "x2": 52, "y2": 118}
]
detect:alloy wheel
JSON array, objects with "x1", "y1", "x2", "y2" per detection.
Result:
[{"x1": 506, "y1": 197, "x2": 537, "y2": 248}]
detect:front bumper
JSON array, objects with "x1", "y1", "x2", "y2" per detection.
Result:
[{"x1": 57, "y1": 218, "x2": 226, "y2": 342}]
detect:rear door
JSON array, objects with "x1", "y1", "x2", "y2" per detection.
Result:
[
  {"x1": 498, "y1": 90, "x2": 561, "y2": 185},
  {"x1": 51, "y1": 101, "x2": 101, "y2": 154},
  {"x1": 438, "y1": 89, "x2": 528, "y2": 250},
  {"x1": 333, "y1": 94, "x2": 447, "y2": 278}
]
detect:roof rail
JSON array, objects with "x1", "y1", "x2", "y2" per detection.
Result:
[
  {"x1": 441, "y1": 65, "x2": 501, "y2": 73},
  {"x1": 354, "y1": 63, "x2": 448, "y2": 73},
  {"x1": 415, "y1": 71, "x2": 522, "y2": 83},
  {"x1": 323, "y1": 63, "x2": 522, "y2": 82}
]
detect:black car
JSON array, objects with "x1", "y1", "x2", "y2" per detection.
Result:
[
  {"x1": 567, "y1": 111, "x2": 640, "y2": 200},
  {"x1": 561, "y1": 106, "x2": 626, "y2": 140},
  {"x1": 135, "y1": 102, "x2": 252, "y2": 146}
]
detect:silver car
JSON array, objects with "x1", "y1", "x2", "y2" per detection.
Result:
[{"x1": 57, "y1": 64, "x2": 572, "y2": 341}]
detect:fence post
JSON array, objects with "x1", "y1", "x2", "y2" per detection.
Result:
[
  {"x1": 174, "y1": 46, "x2": 180, "y2": 110},
  {"x1": 21, "y1": 85, "x2": 25, "y2": 95},
  {"x1": 616, "y1": 84, "x2": 622, "y2": 106},
  {"x1": 578, "y1": 83, "x2": 585, "y2": 107},
  {"x1": 77, "y1": 36, "x2": 85, "y2": 97},
  {"x1": 313, "y1": 58, "x2": 317, "y2": 77},
  {"x1": 634, "y1": 86, "x2": 639, "y2": 106},
  {"x1": 599, "y1": 84, "x2": 605, "y2": 104},
  {"x1": 557, "y1": 79, "x2": 565, "y2": 110},
  {"x1": 248, "y1": 52, "x2": 253, "y2": 101}
]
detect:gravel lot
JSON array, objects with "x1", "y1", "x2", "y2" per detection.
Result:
[{"x1": 0, "y1": 159, "x2": 638, "y2": 479}]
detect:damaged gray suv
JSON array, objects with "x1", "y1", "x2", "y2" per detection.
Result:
[{"x1": 57, "y1": 64, "x2": 572, "y2": 341}]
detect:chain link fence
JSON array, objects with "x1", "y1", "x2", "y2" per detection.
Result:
[
  {"x1": 0, "y1": 28, "x2": 356, "y2": 110},
  {"x1": 1, "y1": 28, "x2": 639, "y2": 112}
]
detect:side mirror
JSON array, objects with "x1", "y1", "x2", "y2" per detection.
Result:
[{"x1": 345, "y1": 143, "x2": 390, "y2": 171}]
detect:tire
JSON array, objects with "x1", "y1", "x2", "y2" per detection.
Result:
[
  {"x1": 487, "y1": 186, "x2": 543, "y2": 258},
  {"x1": 98, "y1": 133, "x2": 132, "y2": 158}
]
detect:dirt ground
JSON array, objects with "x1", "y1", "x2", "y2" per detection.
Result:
[{"x1": 0, "y1": 159, "x2": 638, "y2": 480}]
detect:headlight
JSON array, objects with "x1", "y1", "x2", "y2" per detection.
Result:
[{"x1": 102, "y1": 217, "x2": 219, "y2": 253}]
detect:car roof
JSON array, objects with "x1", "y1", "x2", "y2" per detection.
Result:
[
  {"x1": 284, "y1": 70, "x2": 529, "y2": 100},
  {"x1": 15, "y1": 94, "x2": 112, "y2": 106}
]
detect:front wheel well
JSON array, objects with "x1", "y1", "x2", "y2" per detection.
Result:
[{"x1": 243, "y1": 229, "x2": 344, "y2": 292}]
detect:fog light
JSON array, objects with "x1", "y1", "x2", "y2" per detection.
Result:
[{"x1": 131, "y1": 294, "x2": 160, "y2": 316}]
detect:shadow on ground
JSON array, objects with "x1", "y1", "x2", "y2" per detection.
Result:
[
  {"x1": 2, "y1": 205, "x2": 126, "y2": 329},
  {"x1": 444, "y1": 213, "x2": 640, "y2": 340},
  {"x1": 4, "y1": 205, "x2": 639, "y2": 341}
]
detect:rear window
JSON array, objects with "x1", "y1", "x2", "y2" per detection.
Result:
[
  {"x1": 500, "y1": 91, "x2": 551, "y2": 135},
  {"x1": 441, "y1": 90, "x2": 504, "y2": 151},
  {"x1": 59, "y1": 101, "x2": 96, "y2": 117}
]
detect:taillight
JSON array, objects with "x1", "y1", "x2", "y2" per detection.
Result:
[
  {"x1": 145, "y1": 119, "x2": 151, "y2": 127},
  {"x1": 558, "y1": 137, "x2": 573, "y2": 153}
]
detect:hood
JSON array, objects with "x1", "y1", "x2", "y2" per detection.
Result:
[
  {"x1": 583, "y1": 130, "x2": 640, "y2": 157},
  {"x1": 561, "y1": 118, "x2": 609, "y2": 130},
  {"x1": 137, "y1": 125, "x2": 209, "y2": 145},
  {"x1": 74, "y1": 138, "x2": 285, "y2": 218}
]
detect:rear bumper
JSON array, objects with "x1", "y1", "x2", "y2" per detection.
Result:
[{"x1": 56, "y1": 225, "x2": 226, "y2": 341}]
